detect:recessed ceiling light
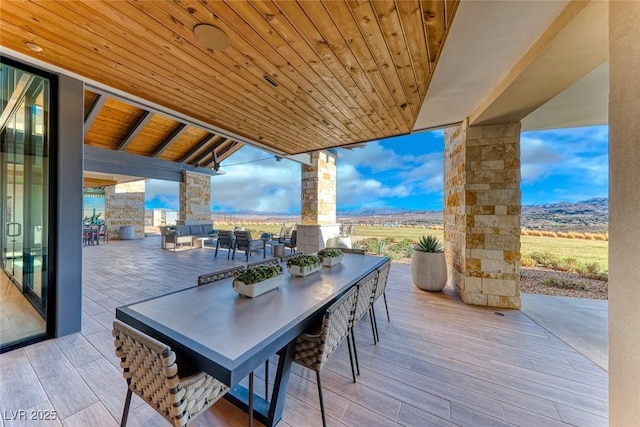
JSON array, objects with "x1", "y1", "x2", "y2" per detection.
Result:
[
  {"x1": 193, "y1": 24, "x2": 230, "y2": 51},
  {"x1": 25, "y1": 42, "x2": 43, "y2": 52}
]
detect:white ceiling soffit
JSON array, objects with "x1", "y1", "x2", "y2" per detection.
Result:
[
  {"x1": 84, "y1": 171, "x2": 145, "y2": 185},
  {"x1": 522, "y1": 61, "x2": 608, "y2": 131},
  {"x1": 413, "y1": 0, "x2": 569, "y2": 132}
]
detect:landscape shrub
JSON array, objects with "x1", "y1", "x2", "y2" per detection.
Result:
[
  {"x1": 526, "y1": 252, "x2": 608, "y2": 281},
  {"x1": 521, "y1": 255, "x2": 536, "y2": 267},
  {"x1": 584, "y1": 233, "x2": 596, "y2": 240},
  {"x1": 541, "y1": 231, "x2": 558, "y2": 237},
  {"x1": 557, "y1": 232, "x2": 569, "y2": 238},
  {"x1": 593, "y1": 233, "x2": 608, "y2": 241},
  {"x1": 576, "y1": 263, "x2": 608, "y2": 281},
  {"x1": 375, "y1": 239, "x2": 386, "y2": 255},
  {"x1": 541, "y1": 277, "x2": 590, "y2": 291},
  {"x1": 530, "y1": 230, "x2": 543, "y2": 237},
  {"x1": 521, "y1": 229, "x2": 530, "y2": 236}
]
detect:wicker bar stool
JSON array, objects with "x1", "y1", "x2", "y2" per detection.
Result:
[
  {"x1": 293, "y1": 287, "x2": 358, "y2": 427},
  {"x1": 113, "y1": 320, "x2": 246, "y2": 427}
]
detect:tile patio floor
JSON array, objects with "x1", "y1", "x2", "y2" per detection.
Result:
[{"x1": 0, "y1": 236, "x2": 608, "y2": 426}]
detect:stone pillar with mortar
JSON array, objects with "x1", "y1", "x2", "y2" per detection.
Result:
[
  {"x1": 105, "y1": 180, "x2": 146, "y2": 239},
  {"x1": 179, "y1": 171, "x2": 212, "y2": 226},
  {"x1": 444, "y1": 119, "x2": 521, "y2": 309},
  {"x1": 298, "y1": 151, "x2": 340, "y2": 254}
]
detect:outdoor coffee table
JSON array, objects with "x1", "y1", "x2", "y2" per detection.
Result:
[
  {"x1": 194, "y1": 236, "x2": 215, "y2": 248},
  {"x1": 116, "y1": 253, "x2": 388, "y2": 426}
]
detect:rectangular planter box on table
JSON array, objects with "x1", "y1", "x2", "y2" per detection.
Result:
[
  {"x1": 233, "y1": 275, "x2": 284, "y2": 298},
  {"x1": 288, "y1": 264, "x2": 321, "y2": 277},
  {"x1": 322, "y1": 254, "x2": 343, "y2": 267}
]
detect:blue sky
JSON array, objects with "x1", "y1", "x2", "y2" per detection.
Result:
[{"x1": 144, "y1": 124, "x2": 609, "y2": 213}]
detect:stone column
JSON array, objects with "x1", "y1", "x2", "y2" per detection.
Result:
[
  {"x1": 609, "y1": 2, "x2": 640, "y2": 424},
  {"x1": 179, "y1": 171, "x2": 211, "y2": 225},
  {"x1": 444, "y1": 119, "x2": 521, "y2": 309},
  {"x1": 298, "y1": 152, "x2": 339, "y2": 253},
  {"x1": 105, "y1": 180, "x2": 146, "y2": 239}
]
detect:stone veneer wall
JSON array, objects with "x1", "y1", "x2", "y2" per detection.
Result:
[
  {"x1": 301, "y1": 152, "x2": 336, "y2": 225},
  {"x1": 444, "y1": 119, "x2": 522, "y2": 309},
  {"x1": 296, "y1": 224, "x2": 341, "y2": 254},
  {"x1": 105, "y1": 180, "x2": 145, "y2": 239},
  {"x1": 179, "y1": 171, "x2": 211, "y2": 224}
]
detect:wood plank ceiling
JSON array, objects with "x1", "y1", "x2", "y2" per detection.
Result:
[
  {"x1": 1, "y1": 0, "x2": 458, "y2": 159},
  {"x1": 83, "y1": 90, "x2": 242, "y2": 168}
]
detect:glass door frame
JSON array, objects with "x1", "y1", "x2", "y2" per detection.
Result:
[{"x1": 0, "y1": 56, "x2": 58, "y2": 352}]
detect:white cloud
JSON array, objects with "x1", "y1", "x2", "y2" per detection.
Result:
[
  {"x1": 337, "y1": 164, "x2": 412, "y2": 206},
  {"x1": 211, "y1": 147, "x2": 301, "y2": 212},
  {"x1": 339, "y1": 142, "x2": 404, "y2": 172},
  {"x1": 520, "y1": 137, "x2": 565, "y2": 182}
]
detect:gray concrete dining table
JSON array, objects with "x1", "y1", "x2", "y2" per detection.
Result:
[{"x1": 115, "y1": 253, "x2": 389, "y2": 426}]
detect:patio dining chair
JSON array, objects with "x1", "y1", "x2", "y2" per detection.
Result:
[
  {"x1": 293, "y1": 286, "x2": 358, "y2": 427},
  {"x1": 233, "y1": 230, "x2": 266, "y2": 262},
  {"x1": 283, "y1": 230, "x2": 297, "y2": 253},
  {"x1": 371, "y1": 260, "x2": 392, "y2": 342},
  {"x1": 214, "y1": 230, "x2": 235, "y2": 259},
  {"x1": 350, "y1": 271, "x2": 378, "y2": 377},
  {"x1": 113, "y1": 320, "x2": 257, "y2": 427},
  {"x1": 99, "y1": 224, "x2": 108, "y2": 244}
]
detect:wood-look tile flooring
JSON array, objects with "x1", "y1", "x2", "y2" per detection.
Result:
[
  {"x1": 0, "y1": 237, "x2": 608, "y2": 426},
  {"x1": 0, "y1": 272, "x2": 46, "y2": 347}
]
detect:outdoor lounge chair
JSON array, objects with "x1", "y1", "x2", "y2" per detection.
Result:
[
  {"x1": 233, "y1": 230, "x2": 266, "y2": 261},
  {"x1": 283, "y1": 230, "x2": 297, "y2": 253},
  {"x1": 215, "y1": 230, "x2": 235, "y2": 258},
  {"x1": 113, "y1": 320, "x2": 260, "y2": 427},
  {"x1": 293, "y1": 286, "x2": 358, "y2": 427}
]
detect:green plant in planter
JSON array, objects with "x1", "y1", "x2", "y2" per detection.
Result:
[
  {"x1": 234, "y1": 264, "x2": 283, "y2": 285},
  {"x1": 317, "y1": 248, "x2": 343, "y2": 259},
  {"x1": 415, "y1": 235, "x2": 443, "y2": 253},
  {"x1": 286, "y1": 254, "x2": 322, "y2": 268}
]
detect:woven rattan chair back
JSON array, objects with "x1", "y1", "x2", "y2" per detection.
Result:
[
  {"x1": 339, "y1": 248, "x2": 365, "y2": 255},
  {"x1": 373, "y1": 260, "x2": 391, "y2": 302},
  {"x1": 294, "y1": 286, "x2": 358, "y2": 371},
  {"x1": 353, "y1": 271, "x2": 377, "y2": 324},
  {"x1": 198, "y1": 265, "x2": 246, "y2": 286},
  {"x1": 112, "y1": 320, "x2": 229, "y2": 427},
  {"x1": 279, "y1": 251, "x2": 303, "y2": 262}
]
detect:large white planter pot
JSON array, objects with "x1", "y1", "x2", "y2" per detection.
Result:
[{"x1": 411, "y1": 251, "x2": 447, "y2": 292}]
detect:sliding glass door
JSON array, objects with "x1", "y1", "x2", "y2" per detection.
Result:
[{"x1": 1, "y1": 61, "x2": 51, "y2": 348}]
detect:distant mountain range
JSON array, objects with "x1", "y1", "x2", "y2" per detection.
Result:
[{"x1": 210, "y1": 198, "x2": 608, "y2": 232}]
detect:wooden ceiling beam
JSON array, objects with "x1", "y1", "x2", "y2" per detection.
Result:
[
  {"x1": 179, "y1": 134, "x2": 219, "y2": 163},
  {"x1": 116, "y1": 111, "x2": 153, "y2": 151},
  {"x1": 151, "y1": 123, "x2": 187, "y2": 158},
  {"x1": 207, "y1": 142, "x2": 243, "y2": 167},
  {"x1": 84, "y1": 94, "x2": 107, "y2": 136},
  {"x1": 191, "y1": 137, "x2": 229, "y2": 167}
]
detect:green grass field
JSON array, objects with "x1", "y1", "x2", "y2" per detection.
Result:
[{"x1": 220, "y1": 224, "x2": 608, "y2": 269}]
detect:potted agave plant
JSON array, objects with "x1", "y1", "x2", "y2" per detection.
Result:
[
  {"x1": 287, "y1": 254, "x2": 322, "y2": 277},
  {"x1": 233, "y1": 263, "x2": 284, "y2": 298},
  {"x1": 411, "y1": 235, "x2": 447, "y2": 292},
  {"x1": 317, "y1": 248, "x2": 344, "y2": 267}
]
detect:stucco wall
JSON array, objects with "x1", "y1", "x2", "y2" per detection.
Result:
[{"x1": 608, "y1": 2, "x2": 640, "y2": 424}]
